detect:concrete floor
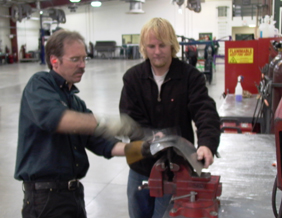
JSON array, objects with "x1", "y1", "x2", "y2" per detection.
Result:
[{"x1": 0, "y1": 59, "x2": 279, "y2": 218}]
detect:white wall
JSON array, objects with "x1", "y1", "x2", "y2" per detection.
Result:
[
  {"x1": 17, "y1": 17, "x2": 40, "y2": 54},
  {"x1": 57, "y1": 0, "x2": 232, "y2": 45},
  {"x1": 0, "y1": 7, "x2": 11, "y2": 53},
  {"x1": 0, "y1": 7, "x2": 40, "y2": 56},
  {"x1": 0, "y1": 0, "x2": 266, "y2": 57}
]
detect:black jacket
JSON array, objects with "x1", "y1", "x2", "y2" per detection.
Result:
[{"x1": 119, "y1": 58, "x2": 220, "y2": 174}]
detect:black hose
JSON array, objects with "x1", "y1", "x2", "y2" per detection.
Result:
[
  {"x1": 251, "y1": 96, "x2": 260, "y2": 127},
  {"x1": 272, "y1": 175, "x2": 282, "y2": 218},
  {"x1": 252, "y1": 97, "x2": 264, "y2": 132},
  {"x1": 279, "y1": 198, "x2": 282, "y2": 218},
  {"x1": 272, "y1": 175, "x2": 278, "y2": 217}
]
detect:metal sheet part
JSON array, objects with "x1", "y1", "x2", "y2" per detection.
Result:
[{"x1": 150, "y1": 136, "x2": 204, "y2": 176}]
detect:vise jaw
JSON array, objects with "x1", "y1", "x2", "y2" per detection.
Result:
[{"x1": 141, "y1": 136, "x2": 222, "y2": 218}]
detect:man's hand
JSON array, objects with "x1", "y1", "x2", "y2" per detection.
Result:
[
  {"x1": 124, "y1": 140, "x2": 155, "y2": 177},
  {"x1": 197, "y1": 146, "x2": 214, "y2": 168},
  {"x1": 124, "y1": 141, "x2": 151, "y2": 165}
]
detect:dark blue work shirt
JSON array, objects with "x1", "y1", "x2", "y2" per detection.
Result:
[{"x1": 14, "y1": 70, "x2": 117, "y2": 182}]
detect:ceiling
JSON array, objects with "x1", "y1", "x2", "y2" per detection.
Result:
[
  {"x1": 0, "y1": 0, "x2": 148, "y2": 22},
  {"x1": 0, "y1": 0, "x2": 111, "y2": 10}
]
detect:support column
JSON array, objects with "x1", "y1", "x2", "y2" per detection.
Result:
[{"x1": 9, "y1": 7, "x2": 18, "y2": 62}]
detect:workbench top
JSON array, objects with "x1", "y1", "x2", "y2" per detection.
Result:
[
  {"x1": 164, "y1": 133, "x2": 277, "y2": 218},
  {"x1": 212, "y1": 133, "x2": 276, "y2": 217},
  {"x1": 218, "y1": 94, "x2": 260, "y2": 120}
]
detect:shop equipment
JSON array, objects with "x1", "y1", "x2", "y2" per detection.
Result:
[
  {"x1": 272, "y1": 98, "x2": 282, "y2": 218},
  {"x1": 139, "y1": 136, "x2": 222, "y2": 218}
]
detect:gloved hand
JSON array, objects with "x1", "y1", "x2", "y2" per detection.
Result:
[
  {"x1": 124, "y1": 141, "x2": 152, "y2": 165},
  {"x1": 94, "y1": 114, "x2": 143, "y2": 139},
  {"x1": 124, "y1": 140, "x2": 155, "y2": 177}
]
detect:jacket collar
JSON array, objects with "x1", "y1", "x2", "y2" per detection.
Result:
[
  {"x1": 141, "y1": 58, "x2": 184, "y2": 80},
  {"x1": 50, "y1": 70, "x2": 79, "y2": 93}
]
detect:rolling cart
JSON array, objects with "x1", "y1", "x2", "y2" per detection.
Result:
[{"x1": 180, "y1": 40, "x2": 214, "y2": 84}]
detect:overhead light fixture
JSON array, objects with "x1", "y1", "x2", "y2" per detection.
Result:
[
  {"x1": 70, "y1": 0, "x2": 80, "y2": 2},
  {"x1": 68, "y1": 3, "x2": 78, "y2": 12},
  {"x1": 123, "y1": 0, "x2": 145, "y2": 14},
  {"x1": 91, "y1": 1, "x2": 102, "y2": 7}
]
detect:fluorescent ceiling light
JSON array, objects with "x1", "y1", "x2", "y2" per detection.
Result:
[
  {"x1": 178, "y1": 8, "x2": 182, "y2": 14},
  {"x1": 70, "y1": 0, "x2": 81, "y2": 2},
  {"x1": 91, "y1": 1, "x2": 102, "y2": 7}
]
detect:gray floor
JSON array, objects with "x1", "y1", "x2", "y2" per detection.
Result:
[{"x1": 0, "y1": 59, "x2": 278, "y2": 218}]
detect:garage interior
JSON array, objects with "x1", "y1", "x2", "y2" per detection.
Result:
[{"x1": 1, "y1": 0, "x2": 282, "y2": 218}]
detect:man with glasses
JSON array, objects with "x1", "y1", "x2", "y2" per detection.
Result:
[{"x1": 14, "y1": 30, "x2": 127, "y2": 218}]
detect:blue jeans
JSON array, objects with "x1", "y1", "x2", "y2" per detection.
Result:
[{"x1": 127, "y1": 169, "x2": 172, "y2": 218}]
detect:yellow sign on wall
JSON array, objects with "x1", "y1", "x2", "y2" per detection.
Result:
[{"x1": 228, "y1": 48, "x2": 254, "y2": 64}]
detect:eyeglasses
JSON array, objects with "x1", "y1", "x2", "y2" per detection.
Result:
[{"x1": 63, "y1": 56, "x2": 90, "y2": 64}]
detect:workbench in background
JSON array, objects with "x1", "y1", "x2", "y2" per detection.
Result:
[{"x1": 218, "y1": 94, "x2": 264, "y2": 133}]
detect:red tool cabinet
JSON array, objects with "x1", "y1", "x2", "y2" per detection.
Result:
[{"x1": 225, "y1": 38, "x2": 278, "y2": 94}]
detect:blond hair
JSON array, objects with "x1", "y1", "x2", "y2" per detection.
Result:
[{"x1": 139, "y1": 17, "x2": 180, "y2": 59}]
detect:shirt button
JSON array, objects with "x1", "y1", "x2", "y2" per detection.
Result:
[
  {"x1": 76, "y1": 164, "x2": 79, "y2": 167},
  {"x1": 74, "y1": 146, "x2": 77, "y2": 150}
]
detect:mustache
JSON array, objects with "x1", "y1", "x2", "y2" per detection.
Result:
[{"x1": 75, "y1": 69, "x2": 85, "y2": 74}]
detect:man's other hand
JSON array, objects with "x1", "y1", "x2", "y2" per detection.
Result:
[{"x1": 197, "y1": 146, "x2": 214, "y2": 168}]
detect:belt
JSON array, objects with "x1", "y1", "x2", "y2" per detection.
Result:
[{"x1": 23, "y1": 179, "x2": 80, "y2": 191}]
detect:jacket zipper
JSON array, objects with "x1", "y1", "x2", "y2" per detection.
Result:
[{"x1": 150, "y1": 77, "x2": 171, "y2": 102}]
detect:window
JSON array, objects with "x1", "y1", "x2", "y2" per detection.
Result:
[
  {"x1": 217, "y1": 6, "x2": 228, "y2": 17},
  {"x1": 232, "y1": 0, "x2": 265, "y2": 18},
  {"x1": 122, "y1": 34, "x2": 140, "y2": 45}
]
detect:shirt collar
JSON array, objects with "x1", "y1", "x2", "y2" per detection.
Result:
[
  {"x1": 50, "y1": 70, "x2": 79, "y2": 93},
  {"x1": 141, "y1": 58, "x2": 183, "y2": 79}
]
